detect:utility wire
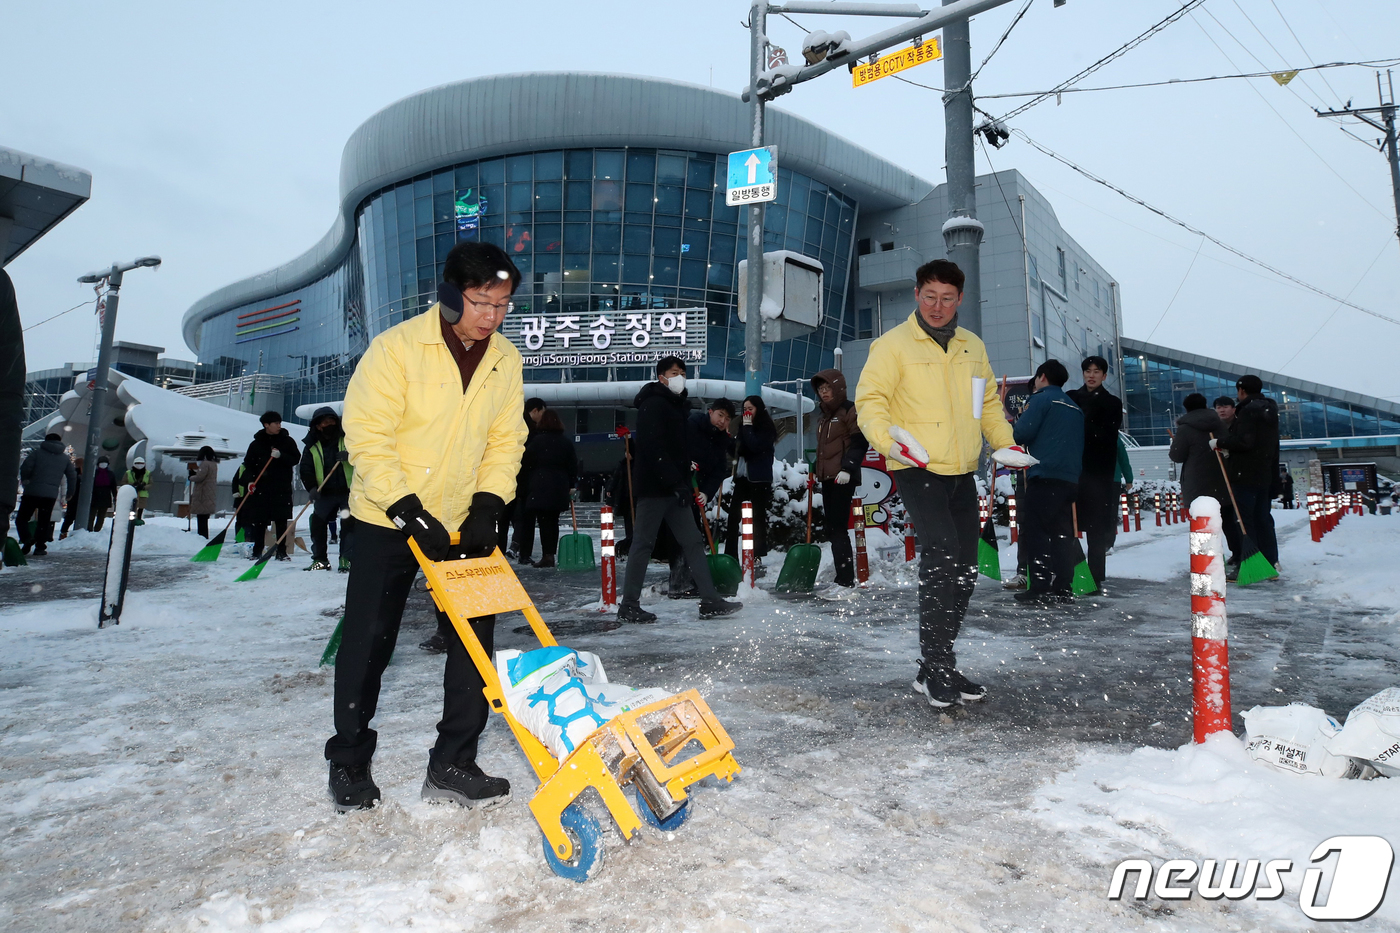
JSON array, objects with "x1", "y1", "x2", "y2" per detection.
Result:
[
  {"x1": 1188, "y1": 12, "x2": 1393, "y2": 222},
  {"x1": 1011, "y1": 129, "x2": 1400, "y2": 329},
  {"x1": 967, "y1": 0, "x2": 1034, "y2": 86},
  {"x1": 1277, "y1": 235, "x2": 1395, "y2": 371},
  {"x1": 22, "y1": 299, "x2": 95, "y2": 333},
  {"x1": 1201, "y1": 5, "x2": 1328, "y2": 113},
  {"x1": 992, "y1": 0, "x2": 1210, "y2": 123},
  {"x1": 1223, "y1": 0, "x2": 1331, "y2": 110},
  {"x1": 1268, "y1": 0, "x2": 1345, "y2": 106},
  {"x1": 1145, "y1": 236, "x2": 1206, "y2": 343}
]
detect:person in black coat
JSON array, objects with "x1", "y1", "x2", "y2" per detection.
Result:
[
  {"x1": 618, "y1": 357, "x2": 741, "y2": 623},
  {"x1": 1066, "y1": 356, "x2": 1123, "y2": 590},
  {"x1": 1169, "y1": 394, "x2": 1227, "y2": 508},
  {"x1": 517, "y1": 409, "x2": 578, "y2": 567},
  {"x1": 241, "y1": 410, "x2": 301, "y2": 560},
  {"x1": 667, "y1": 399, "x2": 736, "y2": 597},
  {"x1": 1214, "y1": 374, "x2": 1280, "y2": 567},
  {"x1": 724, "y1": 395, "x2": 778, "y2": 562},
  {"x1": 504, "y1": 397, "x2": 547, "y2": 560}
]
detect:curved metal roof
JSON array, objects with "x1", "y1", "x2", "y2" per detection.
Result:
[{"x1": 183, "y1": 71, "x2": 932, "y2": 351}]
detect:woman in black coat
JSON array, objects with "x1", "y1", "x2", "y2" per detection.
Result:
[
  {"x1": 241, "y1": 411, "x2": 301, "y2": 560},
  {"x1": 724, "y1": 395, "x2": 778, "y2": 562},
  {"x1": 1169, "y1": 393, "x2": 1227, "y2": 507},
  {"x1": 517, "y1": 409, "x2": 577, "y2": 568}
]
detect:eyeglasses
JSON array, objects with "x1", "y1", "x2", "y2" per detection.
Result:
[
  {"x1": 464, "y1": 296, "x2": 514, "y2": 315},
  {"x1": 916, "y1": 292, "x2": 959, "y2": 307}
]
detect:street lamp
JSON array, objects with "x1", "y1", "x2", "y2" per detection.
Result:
[{"x1": 72, "y1": 256, "x2": 162, "y2": 532}]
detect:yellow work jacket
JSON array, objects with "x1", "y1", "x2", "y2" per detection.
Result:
[
  {"x1": 343, "y1": 305, "x2": 528, "y2": 530},
  {"x1": 855, "y1": 313, "x2": 1014, "y2": 476}
]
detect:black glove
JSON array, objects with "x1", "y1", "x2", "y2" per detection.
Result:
[
  {"x1": 386, "y1": 494, "x2": 451, "y2": 561},
  {"x1": 457, "y1": 492, "x2": 506, "y2": 558}
]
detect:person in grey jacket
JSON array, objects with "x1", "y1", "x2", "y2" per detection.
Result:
[
  {"x1": 17, "y1": 433, "x2": 76, "y2": 556},
  {"x1": 1169, "y1": 394, "x2": 1226, "y2": 508},
  {"x1": 1011, "y1": 361, "x2": 1085, "y2": 603},
  {"x1": 188, "y1": 446, "x2": 219, "y2": 538}
]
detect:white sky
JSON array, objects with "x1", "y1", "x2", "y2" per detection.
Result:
[{"x1": 5, "y1": 1, "x2": 1398, "y2": 401}]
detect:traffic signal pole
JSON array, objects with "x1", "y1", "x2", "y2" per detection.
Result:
[
  {"x1": 746, "y1": 1, "x2": 769, "y2": 398},
  {"x1": 73, "y1": 267, "x2": 123, "y2": 533},
  {"x1": 940, "y1": 0, "x2": 985, "y2": 334},
  {"x1": 1316, "y1": 71, "x2": 1400, "y2": 261}
]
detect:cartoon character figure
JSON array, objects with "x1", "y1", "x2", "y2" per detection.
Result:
[{"x1": 855, "y1": 449, "x2": 895, "y2": 530}]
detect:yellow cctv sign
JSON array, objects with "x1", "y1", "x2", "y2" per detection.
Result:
[{"x1": 852, "y1": 38, "x2": 942, "y2": 87}]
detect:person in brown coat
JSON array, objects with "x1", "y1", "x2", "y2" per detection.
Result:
[
  {"x1": 811, "y1": 369, "x2": 868, "y2": 587},
  {"x1": 188, "y1": 446, "x2": 219, "y2": 538}
]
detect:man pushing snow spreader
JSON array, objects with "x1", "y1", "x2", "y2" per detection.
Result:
[
  {"x1": 325, "y1": 241, "x2": 528, "y2": 813},
  {"x1": 855, "y1": 259, "x2": 1037, "y2": 709}
]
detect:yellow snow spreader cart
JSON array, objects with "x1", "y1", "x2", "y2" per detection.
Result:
[{"x1": 410, "y1": 538, "x2": 741, "y2": 881}]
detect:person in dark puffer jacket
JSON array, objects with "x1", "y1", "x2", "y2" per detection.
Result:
[
  {"x1": 1012, "y1": 360, "x2": 1085, "y2": 602},
  {"x1": 17, "y1": 433, "x2": 75, "y2": 555},
  {"x1": 812, "y1": 369, "x2": 868, "y2": 587}
]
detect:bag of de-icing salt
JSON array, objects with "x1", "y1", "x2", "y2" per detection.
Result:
[
  {"x1": 1326, "y1": 687, "x2": 1400, "y2": 777},
  {"x1": 495, "y1": 646, "x2": 673, "y2": 761},
  {"x1": 1242, "y1": 704, "x2": 1362, "y2": 778}
]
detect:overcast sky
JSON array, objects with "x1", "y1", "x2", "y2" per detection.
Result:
[{"x1": 6, "y1": 1, "x2": 1398, "y2": 400}]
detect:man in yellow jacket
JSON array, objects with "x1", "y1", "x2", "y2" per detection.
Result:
[
  {"x1": 856, "y1": 259, "x2": 1037, "y2": 709},
  {"x1": 325, "y1": 242, "x2": 528, "y2": 813}
]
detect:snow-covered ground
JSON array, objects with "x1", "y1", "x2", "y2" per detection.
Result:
[{"x1": 2, "y1": 508, "x2": 1397, "y2": 931}]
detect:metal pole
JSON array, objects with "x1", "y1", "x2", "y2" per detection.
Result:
[
  {"x1": 1382, "y1": 71, "x2": 1400, "y2": 259},
  {"x1": 941, "y1": 0, "x2": 984, "y2": 335},
  {"x1": 74, "y1": 267, "x2": 123, "y2": 532},
  {"x1": 745, "y1": 0, "x2": 768, "y2": 399}
]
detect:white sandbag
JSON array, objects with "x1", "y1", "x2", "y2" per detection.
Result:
[
  {"x1": 1242, "y1": 703, "x2": 1361, "y2": 778},
  {"x1": 1326, "y1": 687, "x2": 1400, "y2": 777},
  {"x1": 495, "y1": 646, "x2": 673, "y2": 761}
]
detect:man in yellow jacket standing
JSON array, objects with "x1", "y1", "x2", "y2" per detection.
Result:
[
  {"x1": 856, "y1": 259, "x2": 1037, "y2": 708},
  {"x1": 325, "y1": 242, "x2": 528, "y2": 812}
]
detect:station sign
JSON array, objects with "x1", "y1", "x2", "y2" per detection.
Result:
[
  {"x1": 502, "y1": 308, "x2": 707, "y2": 369},
  {"x1": 726, "y1": 146, "x2": 777, "y2": 206},
  {"x1": 851, "y1": 38, "x2": 942, "y2": 87}
]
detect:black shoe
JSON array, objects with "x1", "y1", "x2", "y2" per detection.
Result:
[
  {"x1": 618, "y1": 599, "x2": 658, "y2": 624},
  {"x1": 419, "y1": 631, "x2": 448, "y2": 653},
  {"x1": 275, "y1": 553, "x2": 292, "y2": 562},
  {"x1": 950, "y1": 670, "x2": 987, "y2": 702},
  {"x1": 1014, "y1": 588, "x2": 1065, "y2": 605},
  {"x1": 668, "y1": 585, "x2": 700, "y2": 600},
  {"x1": 32, "y1": 546, "x2": 47, "y2": 557},
  {"x1": 329, "y1": 762, "x2": 381, "y2": 812},
  {"x1": 535, "y1": 554, "x2": 556, "y2": 568},
  {"x1": 912, "y1": 664, "x2": 961, "y2": 708},
  {"x1": 698, "y1": 597, "x2": 742, "y2": 618},
  {"x1": 421, "y1": 751, "x2": 510, "y2": 809}
]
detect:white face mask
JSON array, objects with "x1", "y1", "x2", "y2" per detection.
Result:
[{"x1": 665, "y1": 373, "x2": 686, "y2": 395}]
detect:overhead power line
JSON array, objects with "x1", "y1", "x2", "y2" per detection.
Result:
[
  {"x1": 22, "y1": 299, "x2": 95, "y2": 333},
  {"x1": 960, "y1": 59, "x2": 1400, "y2": 100},
  {"x1": 967, "y1": 0, "x2": 1034, "y2": 86},
  {"x1": 1012, "y1": 129, "x2": 1400, "y2": 330},
  {"x1": 992, "y1": 0, "x2": 1210, "y2": 123}
]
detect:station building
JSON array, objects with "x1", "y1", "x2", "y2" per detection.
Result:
[{"x1": 182, "y1": 72, "x2": 1398, "y2": 470}]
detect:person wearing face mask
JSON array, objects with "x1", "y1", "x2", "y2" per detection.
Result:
[
  {"x1": 89, "y1": 456, "x2": 116, "y2": 532},
  {"x1": 723, "y1": 395, "x2": 778, "y2": 568},
  {"x1": 241, "y1": 412, "x2": 301, "y2": 560},
  {"x1": 300, "y1": 407, "x2": 354, "y2": 571},
  {"x1": 617, "y1": 357, "x2": 743, "y2": 624}
]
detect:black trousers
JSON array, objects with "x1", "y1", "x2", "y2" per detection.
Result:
[
  {"x1": 16, "y1": 495, "x2": 56, "y2": 547},
  {"x1": 517, "y1": 508, "x2": 563, "y2": 560},
  {"x1": 1075, "y1": 473, "x2": 1119, "y2": 585},
  {"x1": 623, "y1": 495, "x2": 718, "y2": 602},
  {"x1": 1022, "y1": 477, "x2": 1082, "y2": 595},
  {"x1": 894, "y1": 471, "x2": 979, "y2": 671},
  {"x1": 724, "y1": 477, "x2": 771, "y2": 559},
  {"x1": 89, "y1": 489, "x2": 112, "y2": 532},
  {"x1": 310, "y1": 493, "x2": 354, "y2": 563},
  {"x1": 248, "y1": 518, "x2": 288, "y2": 558},
  {"x1": 326, "y1": 522, "x2": 495, "y2": 768},
  {"x1": 821, "y1": 480, "x2": 856, "y2": 586},
  {"x1": 196, "y1": 514, "x2": 210, "y2": 537},
  {"x1": 60, "y1": 496, "x2": 80, "y2": 536},
  {"x1": 1233, "y1": 484, "x2": 1279, "y2": 566}
]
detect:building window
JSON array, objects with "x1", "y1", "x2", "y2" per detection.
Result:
[
  {"x1": 1057, "y1": 248, "x2": 1066, "y2": 293},
  {"x1": 857, "y1": 238, "x2": 871, "y2": 256},
  {"x1": 857, "y1": 307, "x2": 874, "y2": 339}
]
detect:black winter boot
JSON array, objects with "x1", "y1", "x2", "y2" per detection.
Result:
[
  {"x1": 698, "y1": 597, "x2": 742, "y2": 619},
  {"x1": 617, "y1": 599, "x2": 657, "y2": 624},
  {"x1": 421, "y1": 750, "x2": 510, "y2": 809},
  {"x1": 329, "y1": 762, "x2": 381, "y2": 812}
]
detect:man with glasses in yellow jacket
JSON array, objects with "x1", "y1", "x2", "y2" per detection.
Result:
[
  {"x1": 325, "y1": 242, "x2": 528, "y2": 813},
  {"x1": 856, "y1": 259, "x2": 1037, "y2": 709}
]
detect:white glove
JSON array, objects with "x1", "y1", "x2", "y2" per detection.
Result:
[
  {"x1": 271, "y1": 449, "x2": 282, "y2": 458},
  {"x1": 991, "y1": 446, "x2": 1039, "y2": 469},
  {"x1": 1208, "y1": 438, "x2": 1219, "y2": 450},
  {"x1": 887, "y1": 426, "x2": 929, "y2": 469},
  {"x1": 694, "y1": 489, "x2": 707, "y2": 507},
  {"x1": 835, "y1": 470, "x2": 851, "y2": 485}
]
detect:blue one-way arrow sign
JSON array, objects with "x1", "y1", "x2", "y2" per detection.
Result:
[{"x1": 726, "y1": 146, "x2": 777, "y2": 207}]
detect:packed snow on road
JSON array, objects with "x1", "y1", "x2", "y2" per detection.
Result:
[{"x1": 2, "y1": 507, "x2": 1399, "y2": 932}]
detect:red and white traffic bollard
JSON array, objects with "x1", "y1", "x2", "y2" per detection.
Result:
[
  {"x1": 904, "y1": 518, "x2": 916, "y2": 562},
  {"x1": 1189, "y1": 497, "x2": 1232, "y2": 744},
  {"x1": 1155, "y1": 492, "x2": 1163, "y2": 527},
  {"x1": 1133, "y1": 491, "x2": 1143, "y2": 532},
  {"x1": 740, "y1": 500, "x2": 755, "y2": 587},
  {"x1": 599, "y1": 506, "x2": 617, "y2": 611},
  {"x1": 1120, "y1": 491, "x2": 1131, "y2": 533},
  {"x1": 1307, "y1": 492, "x2": 1321, "y2": 542},
  {"x1": 978, "y1": 494, "x2": 989, "y2": 528},
  {"x1": 852, "y1": 497, "x2": 870, "y2": 585},
  {"x1": 1325, "y1": 493, "x2": 1336, "y2": 533},
  {"x1": 1008, "y1": 493, "x2": 1018, "y2": 544}
]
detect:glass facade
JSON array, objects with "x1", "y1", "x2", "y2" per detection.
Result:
[
  {"x1": 197, "y1": 147, "x2": 857, "y2": 410},
  {"x1": 1123, "y1": 348, "x2": 1400, "y2": 446}
]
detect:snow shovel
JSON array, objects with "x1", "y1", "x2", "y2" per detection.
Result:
[
  {"x1": 1069, "y1": 503, "x2": 1097, "y2": 596},
  {"x1": 235, "y1": 461, "x2": 342, "y2": 582},
  {"x1": 319, "y1": 615, "x2": 344, "y2": 667},
  {"x1": 1212, "y1": 437, "x2": 1278, "y2": 586},
  {"x1": 774, "y1": 471, "x2": 820, "y2": 594},
  {"x1": 3, "y1": 536, "x2": 26, "y2": 567},
  {"x1": 557, "y1": 500, "x2": 595, "y2": 571},
  {"x1": 191, "y1": 452, "x2": 277, "y2": 561},
  {"x1": 977, "y1": 509, "x2": 1001, "y2": 581},
  {"x1": 696, "y1": 476, "x2": 740, "y2": 597}
]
